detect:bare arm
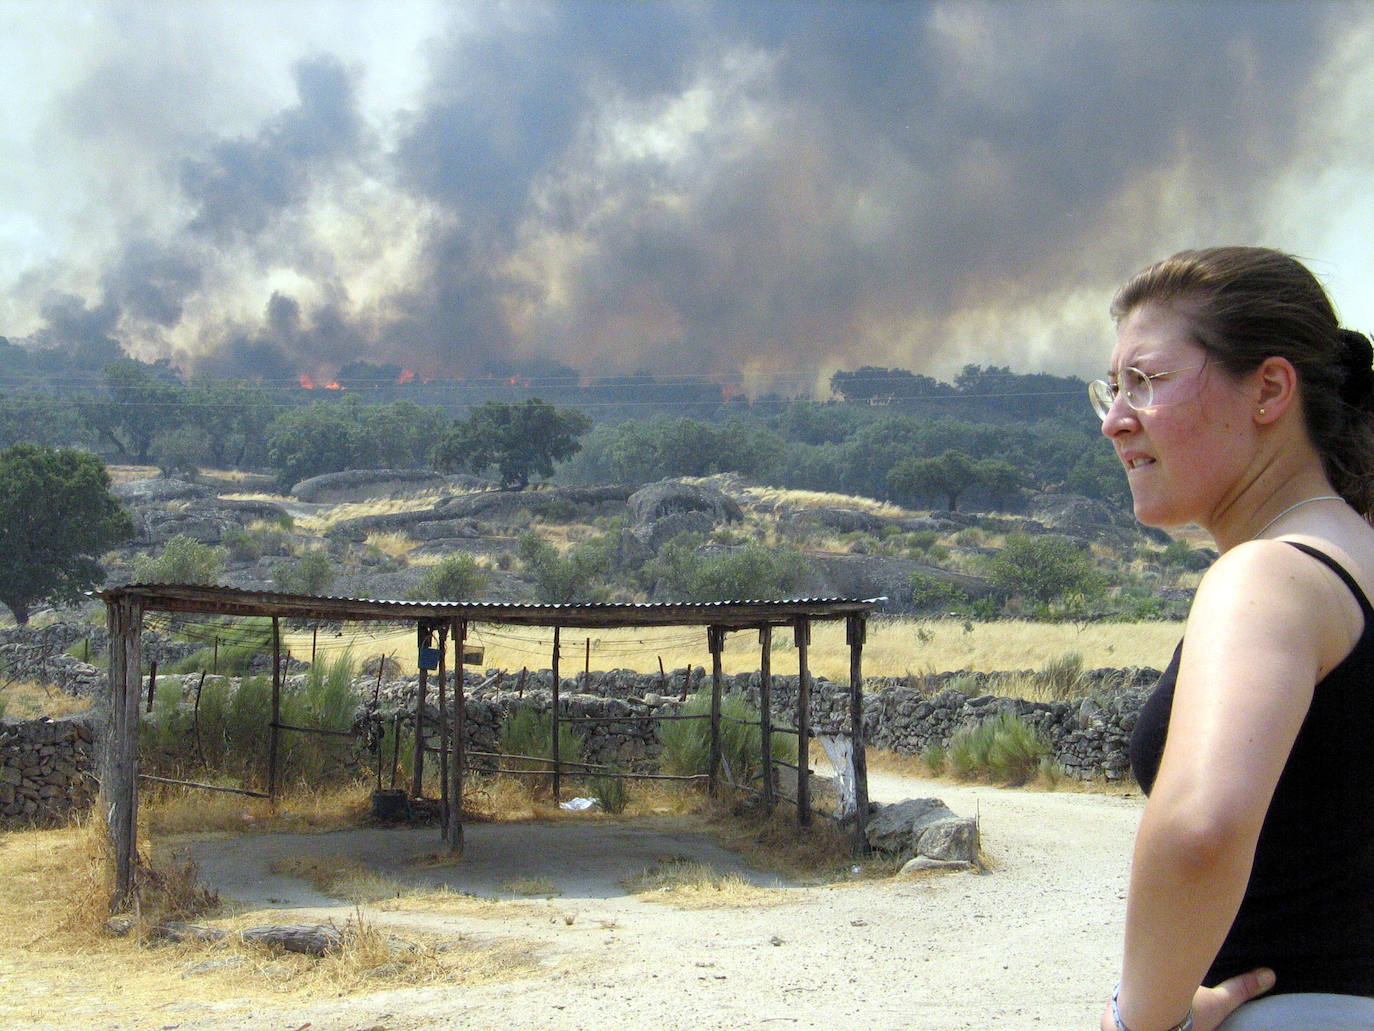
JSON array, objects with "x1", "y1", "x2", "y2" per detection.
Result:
[{"x1": 1106, "y1": 540, "x2": 1359, "y2": 1031}]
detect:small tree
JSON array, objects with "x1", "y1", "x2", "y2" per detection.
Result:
[
  {"x1": 0, "y1": 444, "x2": 134, "y2": 624},
  {"x1": 273, "y1": 550, "x2": 336, "y2": 595},
  {"x1": 432, "y1": 398, "x2": 592, "y2": 490},
  {"x1": 408, "y1": 553, "x2": 487, "y2": 601},
  {"x1": 982, "y1": 534, "x2": 1105, "y2": 614},
  {"x1": 132, "y1": 535, "x2": 227, "y2": 585}
]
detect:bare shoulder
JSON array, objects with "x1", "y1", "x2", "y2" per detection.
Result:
[{"x1": 1190, "y1": 537, "x2": 1366, "y2": 672}]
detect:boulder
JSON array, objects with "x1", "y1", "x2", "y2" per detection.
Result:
[{"x1": 864, "y1": 797, "x2": 957, "y2": 855}]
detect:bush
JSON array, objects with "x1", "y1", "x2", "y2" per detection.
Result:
[
  {"x1": 588, "y1": 769, "x2": 631, "y2": 814},
  {"x1": 659, "y1": 692, "x2": 789, "y2": 788},
  {"x1": 408, "y1": 553, "x2": 487, "y2": 601},
  {"x1": 133, "y1": 535, "x2": 227, "y2": 585},
  {"x1": 273, "y1": 550, "x2": 336, "y2": 595},
  {"x1": 517, "y1": 532, "x2": 611, "y2": 604},
  {"x1": 947, "y1": 713, "x2": 1050, "y2": 786},
  {"x1": 645, "y1": 536, "x2": 810, "y2": 602},
  {"x1": 982, "y1": 534, "x2": 1105, "y2": 616},
  {"x1": 498, "y1": 707, "x2": 585, "y2": 796}
]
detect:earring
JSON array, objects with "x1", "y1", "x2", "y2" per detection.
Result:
[{"x1": 1258, "y1": 407, "x2": 1267, "y2": 417}]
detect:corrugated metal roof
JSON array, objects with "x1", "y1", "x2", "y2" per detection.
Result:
[{"x1": 99, "y1": 582, "x2": 886, "y2": 628}]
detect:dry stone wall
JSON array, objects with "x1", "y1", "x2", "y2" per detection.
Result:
[
  {"x1": 0, "y1": 715, "x2": 97, "y2": 823},
  {"x1": 1, "y1": 659, "x2": 1162, "y2": 825}
]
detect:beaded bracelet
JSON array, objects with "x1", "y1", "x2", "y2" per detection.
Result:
[{"x1": 1111, "y1": 982, "x2": 1194, "y2": 1031}]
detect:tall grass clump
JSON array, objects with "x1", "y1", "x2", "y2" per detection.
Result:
[
  {"x1": 660, "y1": 692, "x2": 789, "y2": 789},
  {"x1": 497, "y1": 707, "x2": 585, "y2": 796},
  {"x1": 947, "y1": 712, "x2": 1051, "y2": 786}
]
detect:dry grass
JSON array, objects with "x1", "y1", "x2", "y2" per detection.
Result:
[
  {"x1": 621, "y1": 855, "x2": 782, "y2": 907},
  {"x1": 278, "y1": 616, "x2": 1182, "y2": 686},
  {"x1": 0, "y1": 679, "x2": 91, "y2": 719},
  {"x1": 139, "y1": 779, "x2": 373, "y2": 836}
]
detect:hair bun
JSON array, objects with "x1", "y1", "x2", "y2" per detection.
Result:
[{"x1": 1339, "y1": 329, "x2": 1374, "y2": 407}]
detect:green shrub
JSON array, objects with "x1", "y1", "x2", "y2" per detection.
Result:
[
  {"x1": 909, "y1": 572, "x2": 971, "y2": 613},
  {"x1": 589, "y1": 769, "x2": 631, "y2": 814},
  {"x1": 645, "y1": 536, "x2": 810, "y2": 602},
  {"x1": 408, "y1": 553, "x2": 487, "y2": 601},
  {"x1": 920, "y1": 742, "x2": 946, "y2": 775},
  {"x1": 659, "y1": 692, "x2": 789, "y2": 788},
  {"x1": 224, "y1": 524, "x2": 292, "y2": 562},
  {"x1": 498, "y1": 707, "x2": 585, "y2": 794},
  {"x1": 948, "y1": 712, "x2": 1050, "y2": 786},
  {"x1": 133, "y1": 535, "x2": 227, "y2": 585},
  {"x1": 273, "y1": 549, "x2": 336, "y2": 595}
]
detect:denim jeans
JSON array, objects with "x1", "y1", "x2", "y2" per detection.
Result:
[{"x1": 1217, "y1": 993, "x2": 1374, "y2": 1030}]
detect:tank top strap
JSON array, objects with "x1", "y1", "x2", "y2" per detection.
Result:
[{"x1": 1285, "y1": 540, "x2": 1374, "y2": 620}]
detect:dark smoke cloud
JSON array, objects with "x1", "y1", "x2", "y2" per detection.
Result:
[
  {"x1": 181, "y1": 54, "x2": 364, "y2": 243},
  {"x1": 9, "y1": 1, "x2": 1367, "y2": 389}
]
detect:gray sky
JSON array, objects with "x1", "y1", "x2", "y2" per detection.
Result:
[{"x1": 4, "y1": 0, "x2": 1373, "y2": 396}]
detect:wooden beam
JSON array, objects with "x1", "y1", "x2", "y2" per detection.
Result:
[
  {"x1": 436, "y1": 624, "x2": 449, "y2": 825},
  {"x1": 268, "y1": 616, "x2": 281, "y2": 801},
  {"x1": 848, "y1": 614, "x2": 870, "y2": 849},
  {"x1": 794, "y1": 617, "x2": 812, "y2": 827},
  {"x1": 447, "y1": 620, "x2": 466, "y2": 853},
  {"x1": 758, "y1": 623, "x2": 775, "y2": 814},
  {"x1": 551, "y1": 626, "x2": 562, "y2": 803},
  {"x1": 105, "y1": 596, "x2": 143, "y2": 911},
  {"x1": 411, "y1": 623, "x2": 429, "y2": 798},
  {"x1": 707, "y1": 625, "x2": 725, "y2": 797}
]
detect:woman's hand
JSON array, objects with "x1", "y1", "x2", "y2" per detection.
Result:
[
  {"x1": 1098, "y1": 969, "x2": 1274, "y2": 1031},
  {"x1": 1189, "y1": 968, "x2": 1276, "y2": 1031}
]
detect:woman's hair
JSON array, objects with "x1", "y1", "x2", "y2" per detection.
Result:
[{"x1": 1111, "y1": 246, "x2": 1374, "y2": 518}]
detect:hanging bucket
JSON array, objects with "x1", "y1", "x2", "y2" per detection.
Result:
[{"x1": 418, "y1": 646, "x2": 440, "y2": 671}]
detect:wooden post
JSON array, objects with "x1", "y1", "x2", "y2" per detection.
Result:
[
  {"x1": 795, "y1": 618, "x2": 812, "y2": 826},
  {"x1": 447, "y1": 620, "x2": 466, "y2": 853},
  {"x1": 144, "y1": 660, "x2": 158, "y2": 714},
  {"x1": 707, "y1": 626, "x2": 725, "y2": 796},
  {"x1": 551, "y1": 626, "x2": 562, "y2": 803},
  {"x1": 437, "y1": 624, "x2": 449, "y2": 824},
  {"x1": 411, "y1": 624, "x2": 429, "y2": 798},
  {"x1": 268, "y1": 616, "x2": 281, "y2": 801},
  {"x1": 759, "y1": 624, "x2": 775, "y2": 813},
  {"x1": 848, "y1": 614, "x2": 870, "y2": 849},
  {"x1": 105, "y1": 596, "x2": 143, "y2": 911},
  {"x1": 584, "y1": 636, "x2": 591, "y2": 690}
]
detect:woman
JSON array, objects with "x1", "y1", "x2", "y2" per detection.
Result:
[{"x1": 1092, "y1": 247, "x2": 1374, "y2": 1031}]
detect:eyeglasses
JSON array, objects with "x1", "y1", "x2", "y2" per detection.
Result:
[{"x1": 1088, "y1": 364, "x2": 1205, "y2": 421}]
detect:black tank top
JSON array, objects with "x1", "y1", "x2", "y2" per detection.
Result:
[{"x1": 1129, "y1": 541, "x2": 1374, "y2": 995}]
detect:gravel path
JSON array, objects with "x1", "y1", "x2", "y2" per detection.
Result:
[{"x1": 168, "y1": 771, "x2": 1142, "y2": 1031}]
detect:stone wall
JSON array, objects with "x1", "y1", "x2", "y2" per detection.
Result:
[
  {"x1": 0, "y1": 715, "x2": 97, "y2": 823},
  {"x1": 1, "y1": 660, "x2": 1161, "y2": 825}
]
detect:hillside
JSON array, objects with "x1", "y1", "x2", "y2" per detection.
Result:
[{"x1": 81, "y1": 467, "x2": 1203, "y2": 628}]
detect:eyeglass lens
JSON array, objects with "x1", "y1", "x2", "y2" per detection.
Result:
[{"x1": 1088, "y1": 367, "x2": 1152, "y2": 420}]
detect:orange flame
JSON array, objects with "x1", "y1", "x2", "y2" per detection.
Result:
[{"x1": 299, "y1": 373, "x2": 316, "y2": 389}]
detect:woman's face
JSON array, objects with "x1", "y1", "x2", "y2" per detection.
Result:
[{"x1": 1101, "y1": 302, "x2": 1253, "y2": 529}]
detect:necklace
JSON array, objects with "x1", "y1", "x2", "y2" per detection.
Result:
[{"x1": 1254, "y1": 494, "x2": 1343, "y2": 538}]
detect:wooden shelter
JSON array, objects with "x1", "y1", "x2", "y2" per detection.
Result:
[{"x1": 99, "y1": 583, "x2": 883, "y2": 911}]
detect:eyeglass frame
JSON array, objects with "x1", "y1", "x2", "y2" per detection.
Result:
[{"x1": 1088, "y1": 363, "x2": 1207, "y2": 421}]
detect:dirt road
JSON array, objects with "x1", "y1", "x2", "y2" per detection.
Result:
[{"x1": 163, "y1": 771, "x2": 1142, "y2": 1031}]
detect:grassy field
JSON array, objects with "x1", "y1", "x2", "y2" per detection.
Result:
[{"x1": 281, "y1": 616, "x2": 1184, "y2": 685}]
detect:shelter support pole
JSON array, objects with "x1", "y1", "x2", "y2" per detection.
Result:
[
  {"x1": 552, "y1": 626, "x2": 562, "y2": 803},
  {"x1": 447, "y1": 619, "x2": 466, "y2": 853},
  {"x1": 758, "y1": 624, "x2": 775, "y2": 813},
  {"x1": 848, "y1": 614, "x2": 871, "y2": 850},
  {"x1": 795, "y1": 618, "x2": 812, "y2": 826},
  {"x1": 437, "y1": 625, "x2": 449, "y2": 826},
  {"x1": 268, "y1": 616, "x2": 281, "y2": 801},
  {"x1": 411, "y1": 623, "x2": 431, "y2": 798},
  {"x1": 707, "y1": 626, "x2": 725, "y2": 796},
  {"x1": 105, "y1": 596, "x2": 143, "y2": 911}
]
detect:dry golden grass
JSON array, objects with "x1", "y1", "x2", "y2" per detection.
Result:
[
  {"x1": 621, "y1": 855, "x2": 783, "y2": 907},
  {"x1": 726, "y1": 482, "x2": 907, "y2": 518},
  {"x1": 280, "y1": 616, "x2": 1182, "y2": 687},
  {"x1": 139, "y1": 779, "x2": 373, "y2": 836},
  {"x1": 0, "y1": 680, "x2": 91, "y2": 719},
  {"x1": 365, "y1": 529, "x2": 421, "y2": 560}
]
